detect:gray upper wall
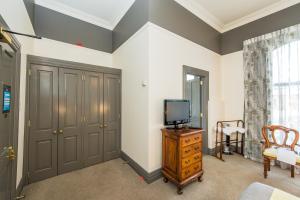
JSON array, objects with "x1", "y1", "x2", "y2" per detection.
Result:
[
  {"x1": 22, "y1": 0, "x2": 300, "y2": 55},
  {"x1": 221, "y1": 3, "x2": 300, "y2": 55},
  {"x1": 113, "y1": 0, "x2": 149, "y2": 51},
  {"x1": 34, "y1": 5, "x2": 112, "y2": 53},
  {"x1": 113, "y1": 0, "x2": 221, "y2": 53},
  {"x1": 149, "y1": 0, "x2": 221, "y2": 54}
]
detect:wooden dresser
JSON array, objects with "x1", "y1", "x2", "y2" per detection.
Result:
[{"x1": 161, "y1": 128, "x2": 204, "y2": 194}]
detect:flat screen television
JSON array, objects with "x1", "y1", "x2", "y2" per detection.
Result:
[{"x1": 164, "y1": 99, "x2": 190, "y2": 128}]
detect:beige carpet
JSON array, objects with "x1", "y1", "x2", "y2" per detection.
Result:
[{"x1": 23, "y1": 155, "x2": 300, "y2": 200}]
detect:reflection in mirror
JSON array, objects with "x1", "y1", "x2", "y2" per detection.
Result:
[
  {"x1": 185, "y1": 74, "x2": 202, "y2": 128},
  {"x1": 186, "y1": 74, "x2": 195, "y2": 81}
]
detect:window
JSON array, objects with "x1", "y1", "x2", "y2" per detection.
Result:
[{"x1": 271, "y1": 40, "x2": 300, "y2": 146}]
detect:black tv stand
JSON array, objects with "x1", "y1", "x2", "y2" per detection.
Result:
[
  {"x1": 166, "y1": 127, "x2": 183, "y2": 130},
  {"x1": 166, "y1": 123, "x2": 187, "y2": 130}
]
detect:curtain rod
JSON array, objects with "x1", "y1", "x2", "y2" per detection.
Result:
[{"x1": 2, "y1": 29, "x2": 42, "y2": 39}]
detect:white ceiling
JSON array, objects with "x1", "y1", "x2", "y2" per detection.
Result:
[
  {"x1": 175, "y1": 0, "x2": 300, "y2": 32},
  {"x1": 35, "y1": 0, "x2": 136, "y2": 30},
  {"x1": 35, "y1": 0, "x2": 300, "y2": 32},
  {"x1": 196, "y1": 0, "x2": 281, "y2": 24}
]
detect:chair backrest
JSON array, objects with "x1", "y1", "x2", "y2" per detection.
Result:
[{"x1": 262, "y1": 125, "x2": 299, "y2": 150}]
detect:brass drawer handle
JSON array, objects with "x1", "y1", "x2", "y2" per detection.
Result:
[
  {"x1": 184, "y1": 149, "x2": 191, "y2": 153},
  {"x1": 185, "y1": 139, "x2": 190, "y2": 143}
]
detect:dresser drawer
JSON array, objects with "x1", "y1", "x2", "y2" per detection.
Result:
[
  {"x1": 181, "y1": 134, "x2": 202, "y2": 147},
  {"x1": 181, "y1": 152, "x2": 202, "y2": 169},
  {"x1": 181, "y1": 162, "x2": 202, "y2": 180},
  {"x1": 181, "y1": 143, "x2": 201, "y2": 158}
]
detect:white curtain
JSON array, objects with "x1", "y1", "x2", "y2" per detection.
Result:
[
  {"x1": 270, "y1": 27, "x2": 300, "y2": 152},
  {"x1": 271, "y1": 38, "x2": 300, "y2": 134}
]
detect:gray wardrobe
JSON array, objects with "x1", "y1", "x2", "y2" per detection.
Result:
[{"x1": 27, "y1": 58, "x2": 121, "y2": 183}]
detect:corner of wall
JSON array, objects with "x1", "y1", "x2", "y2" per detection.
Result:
[
  {"x1": 113, "y1": 22, "x2": 151, "y2": 172},
  {"x1": 220, "y1": 51, "x2": 244, "y2": 121}
]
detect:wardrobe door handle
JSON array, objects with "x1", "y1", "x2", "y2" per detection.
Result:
[
  {"x1": 58, "y1": 130, "x2": 64, "y2": 134},
  {"x1": 53, "y1": 130, "x2": 57, "y2": 135},
  {"x1": 104, "y1": 124, "x2": 108, "y2": 128},
  {"x1": 100, "y1": 125, "x2": 103, "y2": 128}
]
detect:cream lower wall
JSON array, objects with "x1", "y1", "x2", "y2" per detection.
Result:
[
  {"x1": 113, "y1": 24, "x2": 150, "y2": 171},
  {"x1": 18, "y1": 42, "x2": 112, "y2": 186},
  {"x1": 31, "y1": 38, "x2": 113, "y2": 67},
  {"x1": 148, "y1": 24, "x2": 223, "y2": 172},
  {"x1": 1, "y1": 0, "x2": 114, "y2": 188},
  {"x1": 2, "y1": 0, "x2": 243, "y2": 185},
  {"x1": 1, "y1": 0, "x2": 35, "y2": 188},
  {"x1": 19, "y1": 40, "x2": 112, "y2": 186},
  {"x1": 113, "y1": 23, "x2": 224, "y2": 173},
  {"x1": 113, "y1": 23, "x2": 223, "y2": 172},
  {"x1": 220, "y1": 51, "x2": 244, "y2": 121}
]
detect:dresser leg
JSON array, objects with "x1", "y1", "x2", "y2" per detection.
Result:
[
  {"x1": 177, "y1": 187, "x2": 183, "y2": 195},
  {"x1": 197, "y1": 176, "x2": 203, "y2": 182},
  {"x1": 163, "y1": 177, "x2": 169, "y2": 183}
]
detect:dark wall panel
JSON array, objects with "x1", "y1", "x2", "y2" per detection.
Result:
[
  {"x1": 112, "y1": 0, "x2": 149, "y2": 51},
  {"x1": 221, "y1": 3, "x2": 300, "y2": 55},
  {"x1": 149, "y1": 0, "x2": 221, "y2": 54},
  {"x1": 34, "y1": 5, "x2": 112, "y2": 53}
]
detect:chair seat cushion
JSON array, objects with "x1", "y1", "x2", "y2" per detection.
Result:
[
  {"x1": 263, "y1": 148, "x2": 277, "y2": 158},
  {"x1": 263, "y1": 148, "x2": 300, "y2": 164}
]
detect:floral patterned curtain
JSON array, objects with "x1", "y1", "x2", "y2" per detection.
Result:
[
  {"x1": 243, "y1": 40, "x2": 271, "y2": 161},
  {"x1": 243, "y1": 24, "x2": 300, "y2": 161}
]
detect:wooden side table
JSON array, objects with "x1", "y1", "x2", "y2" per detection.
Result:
[{"x1": 214, "y1": 120, "x2": 245, "y2": 161}]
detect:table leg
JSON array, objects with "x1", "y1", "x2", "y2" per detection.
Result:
[
  {"x1": 224, "y1": 135, "x2": 232, "y2": 155},
  {"x1": 235, "y1": 132, "x2": 238, "y2": 153}
]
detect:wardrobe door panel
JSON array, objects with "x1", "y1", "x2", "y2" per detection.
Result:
[
  {"x1": 103, "y1": 74, "x2": 121, "y2": 161},
  {"x1": 28, "y1": 65, "x2": 58, "y2": 183},
  {"x1": 58, "y1": 68, "x2": 83, "y2": 174},
  {"x1": 83, "y1": 72, "x2": 104, "y2": 166}
]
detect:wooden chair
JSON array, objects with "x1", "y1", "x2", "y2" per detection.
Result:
[{"x1": 262, "y1": 125, "x2": 299, "y2": 178}]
